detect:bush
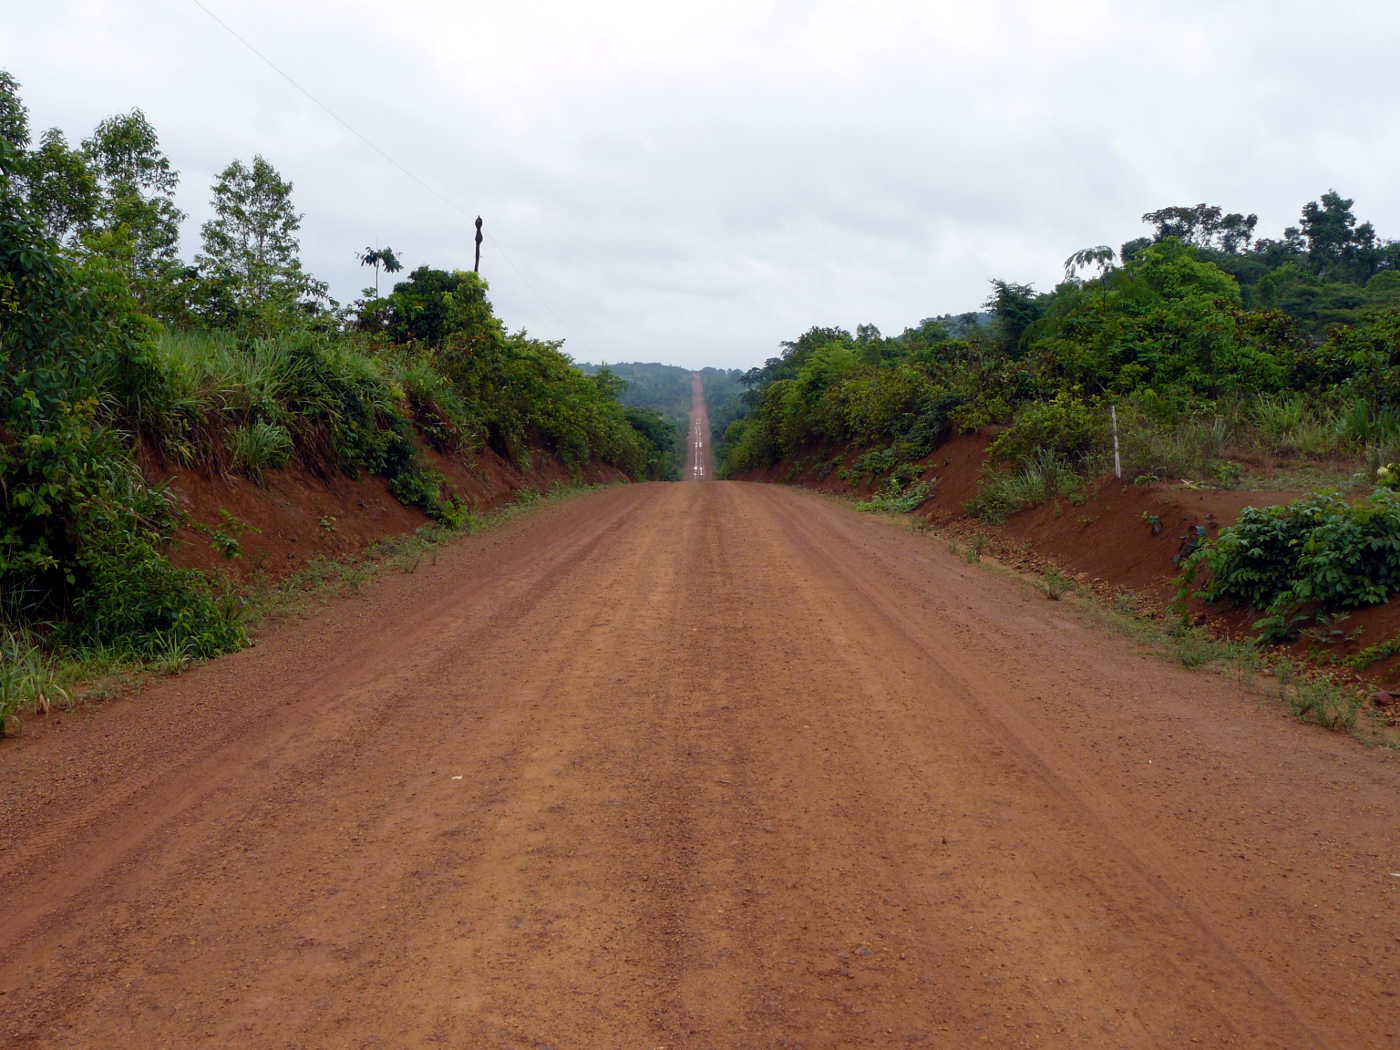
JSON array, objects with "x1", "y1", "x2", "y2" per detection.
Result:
[
  {"x1": 2, "y1": 169, "x2": 246, "y2": 657},
  {"x1": 856, "y1": 477, "x2": 936, "y2": 513},
  {"x1": 1181, "y1": 488, "x2": 1400, "y2": 639},
  {"x1": 988, "y1": 393, "x2": 1102, "y2": 468}
]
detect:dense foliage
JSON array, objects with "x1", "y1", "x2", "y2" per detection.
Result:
[
  {"x1": 722, "y1": 194, "x2": 1400, "y2": 485},
  {"x1": 719, "y1": 192, "x2": 1400, "y2": 622},
  {"x1": 0, "y1": 72, "x2": 674, "y2": 677},
  {"x1": 1180, "y1": 490, "x2": 1400, "y2": 640}
]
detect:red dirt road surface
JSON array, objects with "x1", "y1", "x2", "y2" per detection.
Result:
[
  {"x1": 2, "y1": 414, "x2": 1399, "y2": 1048},
  {"x1": 687, "y1": 371, "x2": 712, "y2": 481}
]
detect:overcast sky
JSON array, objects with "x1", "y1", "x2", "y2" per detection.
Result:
[{"x1": 9, "y1": 0, "x2": 1400, "y2": 370}]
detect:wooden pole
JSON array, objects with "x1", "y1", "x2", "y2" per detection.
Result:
[{"x1": 473, "y1": 216, "x2": 483, "y2": 274}]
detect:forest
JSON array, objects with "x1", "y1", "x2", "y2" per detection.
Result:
[
  {"x1": 0, "y1": 70, "x2": 676, "y2": 699},
  {"x1": 575, "y1": 361, "x2": 747, "y2": 479},
  {"x1": 720, "y1": 196, "x2": 1400, "y2": 637}
]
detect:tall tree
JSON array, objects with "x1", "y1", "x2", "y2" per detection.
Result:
[
  {"x1": 1295, "y1": 190, "x2": 1379, "y2": 282},
  {"x1": 197, "y1": 155, "x2": 319, "y2": 321},
  {"x1": 1063, "y1": 245, "x2": 1115, "y2": 281},
  {"x1": 357, "y1": 245, "x2": 403, "y2": 294},
  {"x1": 0, "y1": 69, "x2": 29, "y2": 152},
  {"x1": 25, "y1": 128, "x2": 98, "y2": 246},
  {"x1": 1142, "y1": 203, "x2": 1257, "y2": 254},
  {"x1": 80, "y1": 109, "x2": 185, "y2": 303},
  {"x1": 985, "y1": 279, "x2": 1042, "y2": 357}
]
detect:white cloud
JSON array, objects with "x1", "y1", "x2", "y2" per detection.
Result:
[{"x1": 8, "y1": 0, "x2": 1400, "y2": 368}]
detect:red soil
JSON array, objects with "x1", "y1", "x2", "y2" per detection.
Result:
[
  {"x1": 144, "y1": 444, "x2": 624, "y2": 584},
  {"x1": 742, "y1": 435, "x2": 1400, "y2": 692}
]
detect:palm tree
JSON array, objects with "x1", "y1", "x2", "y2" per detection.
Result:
[{"x1": 357, "y1": 245, "x2": 403, "y2": 295}]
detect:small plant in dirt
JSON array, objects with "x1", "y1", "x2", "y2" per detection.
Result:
[
  {"x1": 1274, "y1": 662, "x2": 1363, "y2": 730},
  {"x1": 1343, "y1": 630, "x2": 1400, "y2": 671},
  {"x1": 1167, "y1": 624, "x2": 1226, "y2": 669},
  {"x1": 1040, "y1": 568, "x2": 1074, "y2": 600},
  {"x1": 965, "y1": 533, "x2": 989, "y2": 563},
  {"x1": 1299, "y1": 611, "x2": 1358, "y2": 650},
  {"x1": 0, "y1": 628, "x2": 69, "y2": 736},
  {"x1": 192, "y1": 509, "x2": 258, "y2": 559}
]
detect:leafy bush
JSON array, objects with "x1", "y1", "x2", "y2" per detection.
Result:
[
  {"x1": 1181, "y1": 488, "x2": 1400, "y2": 639},
  {"x1": 2, "y1": 160, "x2": 246, "y2": 656},
  {"x1": 988, "y1": 392, "x2": 1102, "y2": 468},
  {"x1": 855, "y1": 477, "x2": 936, "y2": 513}
]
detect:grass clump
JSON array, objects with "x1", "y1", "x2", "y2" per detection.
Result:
[
  {"x1": 228, "y1": 421, "x2": 292, "y2": 484},
  {"x1": 967, "y1": 451, "x2": 1085, "y2": 523},
  {"x1": 856, "y1": 477, "x2": 936, "y2": 514},
  {"x1": 0, "y1": 628, "x2": 69, "y2": 736}
]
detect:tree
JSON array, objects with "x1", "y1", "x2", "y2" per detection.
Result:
[
  {"x1": 0, "y1": 69, "x2": 28, "y2": 152},
  {"x1": 1063, "y1": 245, "x2": 1115, "y2": 281},
  {"x1": 1142, "y1": 203, "x2": 1257, "y2": 254},
  {"x1": 80, "y1": 109, "x2": 185, "y2": 305},
  {"x1": 985, "y1": 279, "x2": 1042, "y2": 357},
  {"x1": 1297, "y1": 190, "x2": 1379, "y2": 282},
  {"x1": 25, "y1": 128, "x2": 98, "y2": 246},
  {"x1": 357, "y1": 245, "x2": 403, "y2": 294},
  {"x1": 197, "y1": 155, "x2": 319, "y2": 322}
]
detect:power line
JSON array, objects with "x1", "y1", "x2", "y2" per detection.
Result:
[{"x1": 186, "y1": 0, "x2": 569, "y2": 334}]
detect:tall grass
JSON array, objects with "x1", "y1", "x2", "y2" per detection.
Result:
[
  {"x1": 1249, "y1": 393, "x2": 1400, "y2": 459},
  {"x1": 967, "y1": 451, "x2": 1085, "y2": 523},
  {"x1": 0, "y1": 627, "x2": 69, "y2": 735}
]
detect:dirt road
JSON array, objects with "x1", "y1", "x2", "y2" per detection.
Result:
[
  {"x1": 2, "y1": 445, "x2": 1398, "y2": 1047},
  {"x1": 687, "y1": 372, "x2": 712, "y2": 480}
]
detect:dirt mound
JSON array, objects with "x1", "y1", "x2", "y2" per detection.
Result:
[{"x1": 151, "y1": 445, "x2": 625, "y2": 583}]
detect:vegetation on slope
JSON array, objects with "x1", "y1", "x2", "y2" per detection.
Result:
[
  {"x1": 0, "y1": 72, "x2": 674, "y2": 730},
  {"x1": 720, "y1": 196, "x2": 1400, "y2": 637}
]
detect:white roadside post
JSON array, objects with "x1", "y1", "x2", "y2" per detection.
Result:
[{"x1": 1111, "y1": 404, "x2": 1122, "y2": 480}]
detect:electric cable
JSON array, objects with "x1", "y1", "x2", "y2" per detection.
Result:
[{"x1": 187, "y1": 0, "x2": 570, "y2": 335}]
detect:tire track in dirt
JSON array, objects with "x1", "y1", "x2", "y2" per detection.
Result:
[{"x1": 2, "y1": 478, "x2": 1397, "y2": 1047}]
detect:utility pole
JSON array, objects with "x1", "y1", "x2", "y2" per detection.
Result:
[{"x1": 473, "y1": 216, "x2": 483, "y2": 274}]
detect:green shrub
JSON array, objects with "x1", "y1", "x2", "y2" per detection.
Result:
[
  {"x1": 988, "y1": 393, "x2": 1102, "y2": 468},
  {"x1": 1181, "y1": 488, "x2": 1400, "y2": 640},
  {"x1": 855, "y1": 477, "x2": 936, "y2": 513},
  {"x1": 1, "y1": 172, "x2": 246, "y2": 658}
]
